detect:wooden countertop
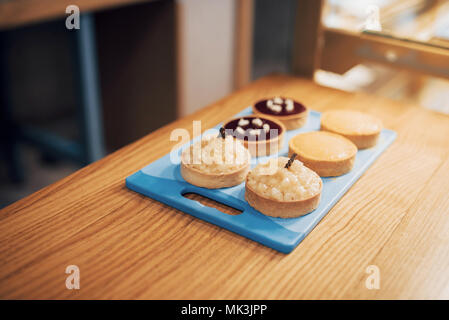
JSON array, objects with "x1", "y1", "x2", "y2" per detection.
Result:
[{"x1": 1, "y1": 75, "x2": 449, "y2": 299}]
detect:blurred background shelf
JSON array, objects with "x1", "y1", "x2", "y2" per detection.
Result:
[{"x1": 323, "y1": 0, "x2": 449, "y2": 48}]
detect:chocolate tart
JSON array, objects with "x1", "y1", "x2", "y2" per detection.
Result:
[
  {"x1": 252, "y1": 97, "x2": 308, "y2": 130},
  {"x1": 222, "y1": 115, "x2": 285, "y2": 157},
  {"x1": 289, "y1": 131, "x2": 357, "y2": 177},
  {"x1": 245, "y1": 157, "x2": 322, "y2": 218},
  {"x1": 180, "y1": 136, "x2": 251, "y2": 189},
  {"x1": 320, "y1": 110, "x2": 382, "y2": 149}
]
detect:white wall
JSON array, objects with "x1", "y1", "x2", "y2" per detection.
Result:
[{"x1": 177, "y1": 0, "x2": 236, "y2": 116}]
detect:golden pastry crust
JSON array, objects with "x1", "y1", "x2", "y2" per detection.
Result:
[
  {"x1": 180, "y1": 137, "x2": 251, "y2": 189},
  {"x1": 245, "y1": 157, "x2": 322, "y2": 218},
  {"x1": 245, "y1": 183, "x2": 322, "y2": 218},
  {"x1": 245, "y1": 129, "x2": 284, "y2": 157},
  {"x1": 289, "y1": 131, "x2": 357, "y2": 177},
  {"x1": 320, "y1": 110, "x2": 382, "y2": 149},
  {"x1": 181, "y1": 160, "x2": 250, "y2": 189},
  {"x1": 223, "y1": 115, "x2": 285, "y2": 157}
]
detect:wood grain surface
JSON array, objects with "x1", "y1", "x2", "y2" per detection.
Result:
[{"x1": 1, "y1": 75, "x2": 449, "y2": 299}]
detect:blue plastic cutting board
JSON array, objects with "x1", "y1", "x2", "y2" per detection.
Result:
[{"x1": 126, "y1": 108, "x2": 396, "y2": 253}]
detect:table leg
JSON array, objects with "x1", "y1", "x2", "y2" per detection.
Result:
[{"x1": 74, "y1": 13, "x2": 105, "y2": 164}]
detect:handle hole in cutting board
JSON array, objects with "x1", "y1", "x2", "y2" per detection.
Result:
[{"x1": 182, "y1": 193, "x2": 242, "y2": 216}]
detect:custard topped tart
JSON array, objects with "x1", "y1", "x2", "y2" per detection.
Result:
[
  {"x1": 289, "y1": 131, "x2": 357, "y2": 177},
  {"x1": 245, "y1": 156, "x2": 322, "y2": 218},
  {"x1": 181, "y1": 135, "x2": 251, "y2": 189},
  {"x1": 223, "y1": 115, "x2": 285, "y2": 157},
  {"x1": 321, "y1": 110, "x2": 382, "y2": 149},
  {"x1": 252, "y1": 97, "x2": 308, "y2": 130}
]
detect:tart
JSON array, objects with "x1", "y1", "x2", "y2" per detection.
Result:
[
  {"x1": 245, "y1": 157, "x2": 322, "y2": 218},
  {"x1": 181, "y1": 135, "x2": 251, "y2": 188},
  {"x1": 289, "y1": 131, "x2": 357, "y2": 177},
  {"x1": 223, "y1": 115, "x2": 285, "y2": 157},
  {"x1": 320, "y1": 110, "x2": 382, "y2": 149},
  {"x1": 253, "y1": 97, "x2": 308, "y2": 130}
]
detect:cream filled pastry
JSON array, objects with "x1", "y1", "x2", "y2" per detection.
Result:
[
  {"x1": 245, "y1": 156, "x2": 322, "y2": 218},
  {"x1": 181, "y1": 135, "x2": 251, "y2": 188}
]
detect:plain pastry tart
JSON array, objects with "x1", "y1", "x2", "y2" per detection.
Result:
[
  {"x1": 289, "y1": 131, "x2": 357, "y2": 177},
  {"x1": 320, "y1": 110, "x2": 382, "y2": 149},
  {"x1": 181, "y1": 135, "x2": 251, "y2": 188},
  {"x1": 223, "y1": 115, "x2": 285, "y2": 157},
  {"x1": 245, "y1": 156, "x2": 322, "y2": 218},
  {"x1": 252, "y1": 97, "x2": 308, "y2": 130}
]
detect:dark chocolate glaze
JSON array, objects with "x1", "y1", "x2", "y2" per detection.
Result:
[
  {"x1": 223, "y1": 116, "x2": 282, "y2": 141},
  {"x1": 254, "y1": 97, "x2": 306, "y2": 116}
]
